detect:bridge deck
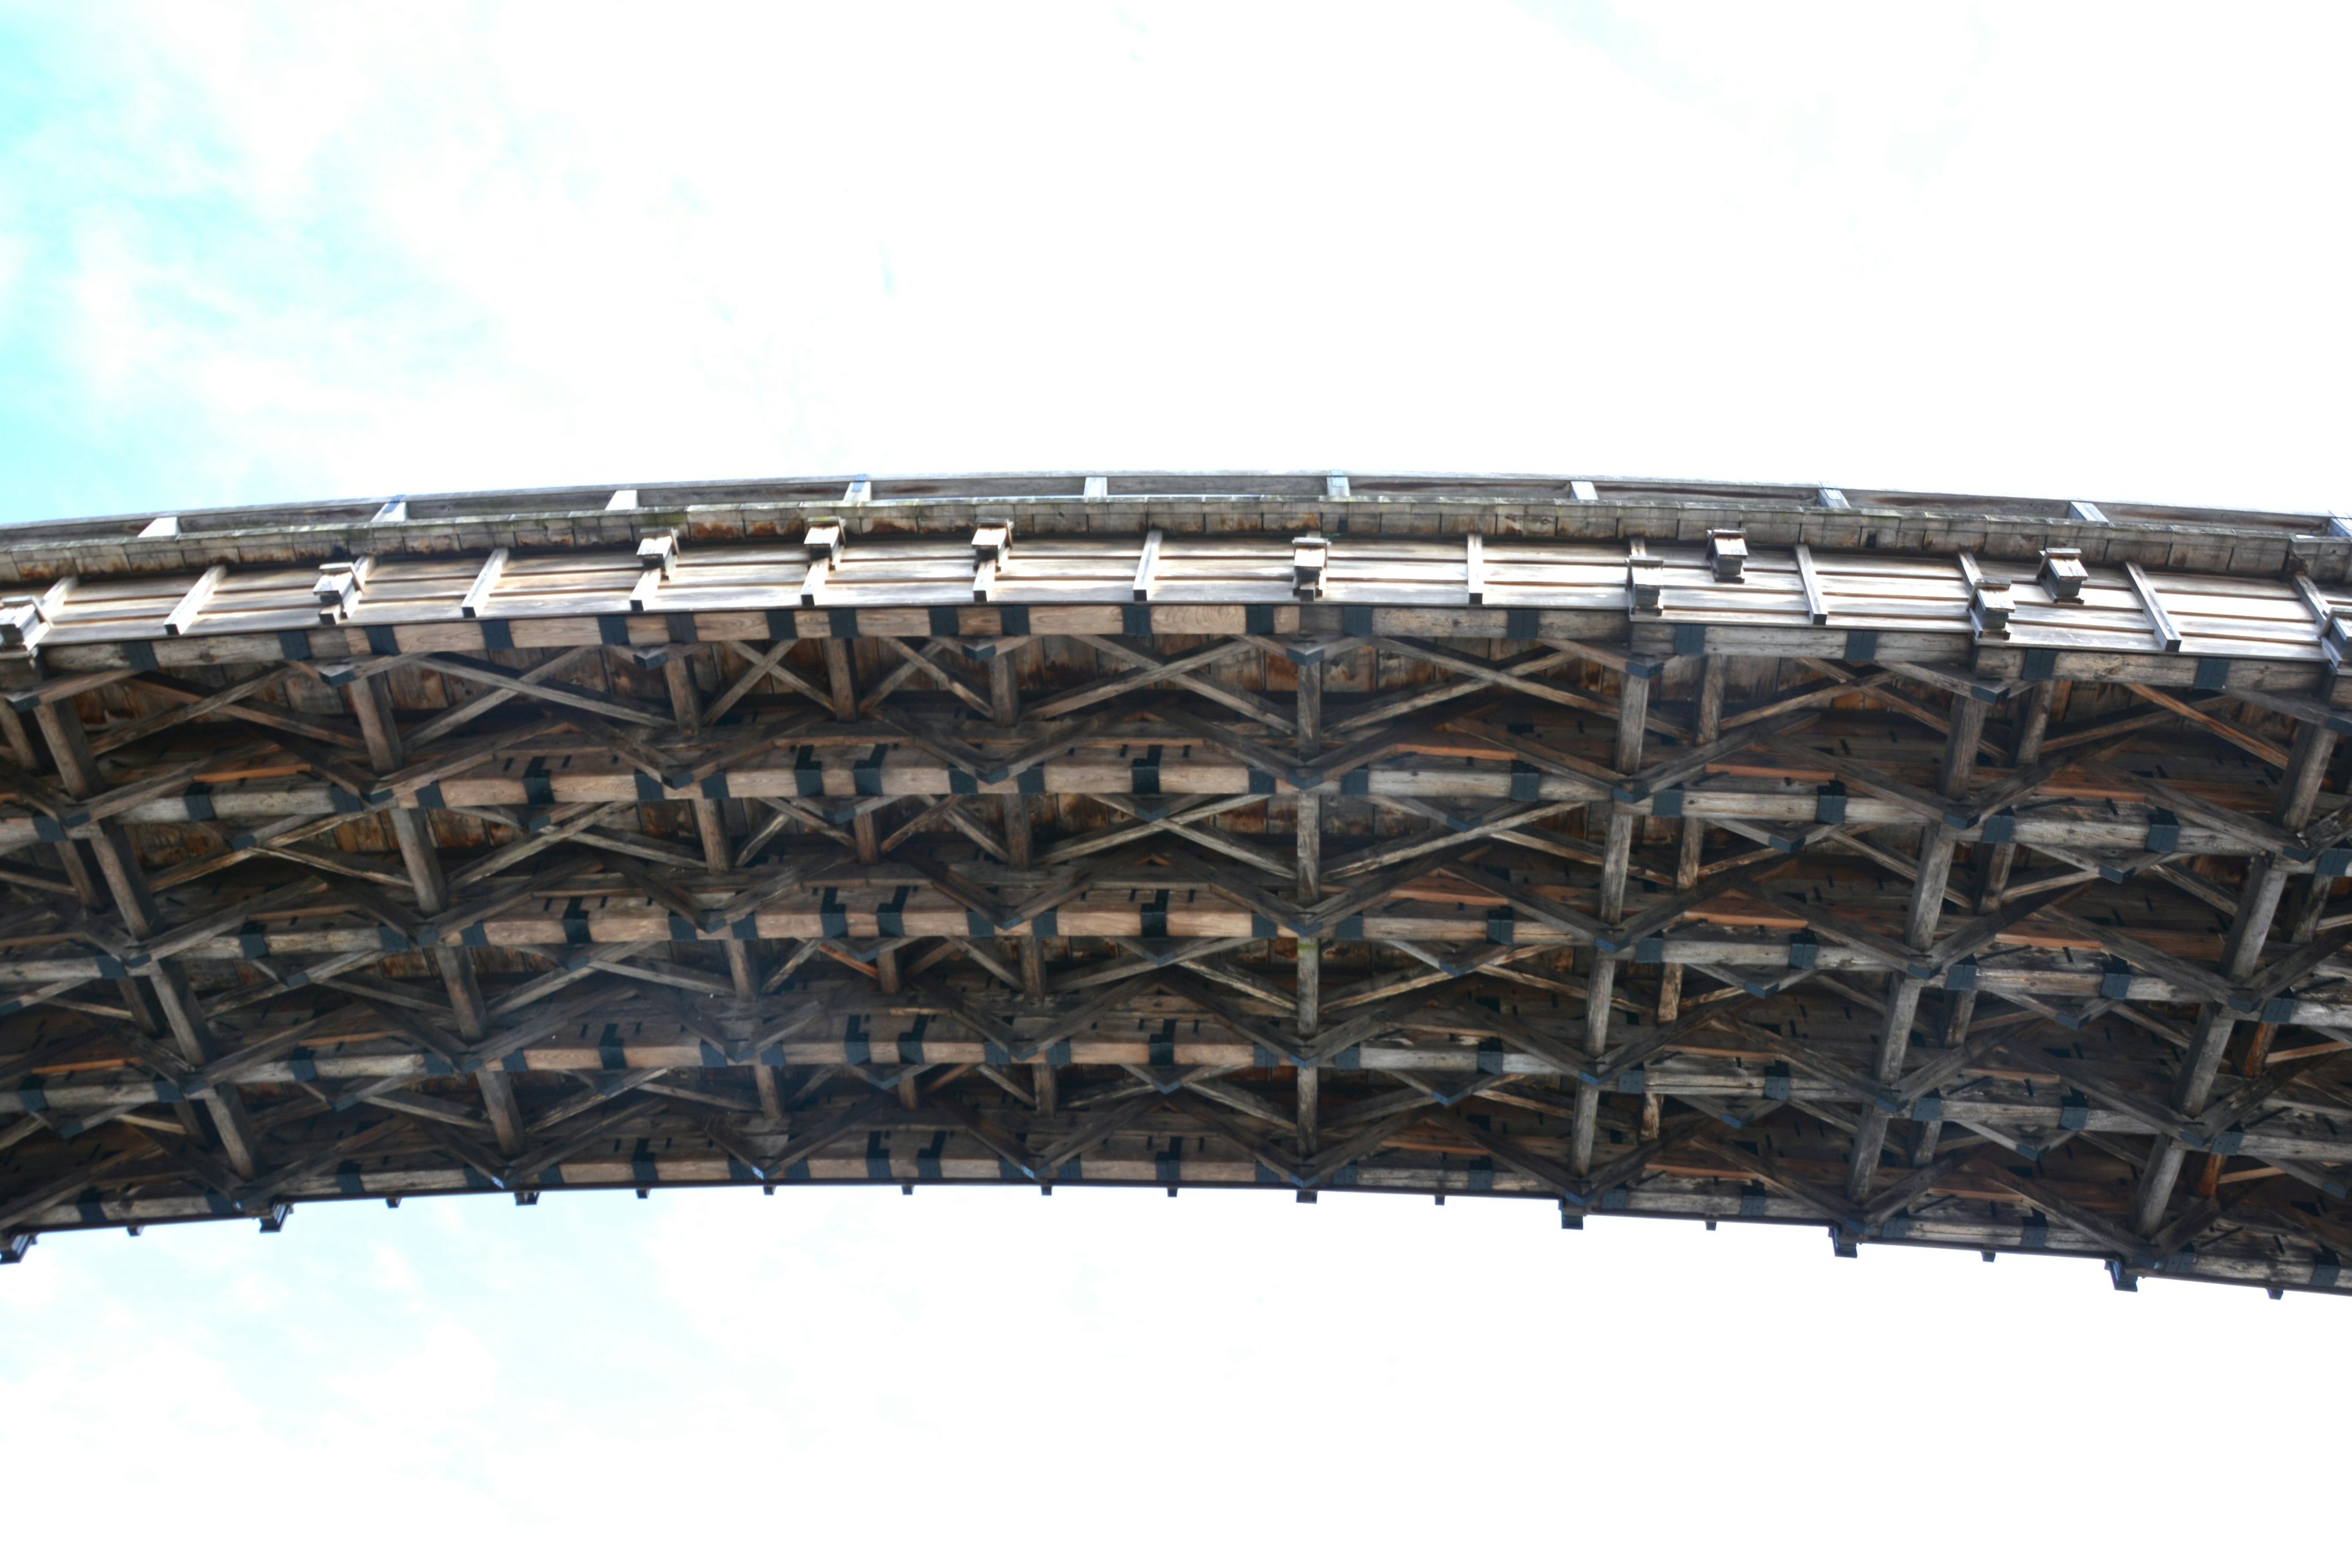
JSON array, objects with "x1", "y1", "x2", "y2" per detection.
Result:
[{"x1": 2, "y1": 472, "x2": 2350, "y2": 1295}]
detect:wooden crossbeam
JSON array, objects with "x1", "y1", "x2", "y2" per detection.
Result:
[{"x1": 458, "y1": 549, "x2": 508, "y2": 619}]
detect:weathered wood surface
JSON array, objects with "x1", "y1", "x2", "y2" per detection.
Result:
[{"x1": 2, "y1": 472, "x2": 2350, "y2": 1298}]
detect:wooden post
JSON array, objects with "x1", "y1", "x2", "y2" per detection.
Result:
[
  {"x1": 2131, "y1": 721, "x2": 2335, "y2": 1235},
  {"x1": 1844, "y1": 692, "x2": 1988, "y2": 1200},
  {"x1": 32, "y1": 698, "x2": 261, "y2": 1178},
  {"x1": 353, "y1": 669, "x2": 518, "y2": 1147},
  {"x1": 1573, "y1": 666, "x2": 1649, "y2": 1175},
  {"x1": 1651, "y1": 654, "x2": 1722, "y2": 1140},
  {"x1": 981, "y1": 649, "x2": 1054, "y2": 1110}
]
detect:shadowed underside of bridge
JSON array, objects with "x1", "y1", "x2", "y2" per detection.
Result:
[{"x1": 5, "y1": 470, "x2": 2352, "y2": 1295}]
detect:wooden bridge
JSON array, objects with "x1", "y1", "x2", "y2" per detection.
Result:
[{"x1": 2, "y1": 470, "x2": 2350, "y2": 1296}]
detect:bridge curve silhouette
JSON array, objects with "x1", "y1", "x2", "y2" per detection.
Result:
[{"x1": 1, "y1": 472, "x2": 2346, "y2": 1297}]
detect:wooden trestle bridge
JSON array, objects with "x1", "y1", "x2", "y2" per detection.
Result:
[{"x1": 4, "y1": 470, "x2": 2352, "y2": 1296}]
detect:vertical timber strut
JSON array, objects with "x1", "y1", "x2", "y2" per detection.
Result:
[
  {"x1": 2130, "y1": 718, "x2": 2336, "y2": 1234},
  {"x1": 1573, "y1": 663, "x2": 1649, "y2": 1176},
  {"x1": 1295, "y1": 651, "x2": 1322, "y2": 1155},
  {"x1": 33, "y1": 698, "x2": 262, "y2": 1177},
  {"x1": 1844, "y1": 692, "x2": 1988, "y2": 1200}
]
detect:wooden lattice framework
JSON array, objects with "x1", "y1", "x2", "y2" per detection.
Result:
[{"x1": 6, "y1": 471, "x2": 2352, "y2": 1295}]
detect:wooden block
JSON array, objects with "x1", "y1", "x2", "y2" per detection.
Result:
[
  {"x1": 1627, "y1": 539, "x2": 1664, "y2": 614},
  {"x1": 312, "y1": 556, "x2": 374, "y2": 623},
  {"x1": 1970, "y1": 576, "x2": 2015, "y2": 638},
  {"x1": 2288, "y1": 573, "x2": 2352, "y2": 665},
  {"x1": 1708, "y1": 528, "x2": 1748, "y2": 582},
  {"x1": 2038, "y1": 546, "x2": 2087, "y2": 600},
  {"x1": 1293, "y1": 537, "x2": 1329, "y2": 600},
  {"x1": 0, "y1": 600, "x2": 41, "y2": 649},
  {"x1": 0, "y1": 575, "x2": 79, "y2": 649},
  {"x1": 1955, "y1": 552, "x2": 2012, "y2": 639},
  {"x1": 635, "y1": 530, "x2": 677, "y2": 577}
]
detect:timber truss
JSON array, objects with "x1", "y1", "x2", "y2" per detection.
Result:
[{"x1": 6, "y1": 470, "x2": 2352, "y2": 1297}]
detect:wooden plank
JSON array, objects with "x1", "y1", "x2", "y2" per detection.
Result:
[
  {"x1": 1792, "y1": 543, "x2": 1828, "y2": 625},
  {"x1": 1131, "y1": 529, "x2": 1163, "y2": 601},
  {"x1": 458, "y1": 549, "x2": 509, "y2": 620},
  {"x1": 162, "y1": 566, "x2": 228, "y2": 637},
  {"x1": 2125, "y1": 559, "x2": 2184, "y2": 652}
]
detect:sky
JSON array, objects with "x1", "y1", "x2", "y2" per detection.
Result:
[{"x1": 1, "y1": 2, "x2": 2347, "y2": 1561}]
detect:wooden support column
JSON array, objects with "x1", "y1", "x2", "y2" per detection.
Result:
[
  {"x1": 820, "y1": 638, "x2": 895, "y2": 994},
  {"x1": 1295, "y1": 794, "x2": 1322, "y2": 1037},
  {"x1": 8, "y1": 682, "x2": 180, "y2": 1129},
  {"x1": 1295, "y1": 657, "x2": 1323, "y2": 1153},
  {"x1": 990, "y1": 655, "x2": 1038, "y2": 1002},
  {"x1": 669, "y1": 646, "x2": 760, "y2": 989},
  {"x1": 32, "y1": 698, "x2": 262, "y2": 1177},
  {"x1": 2132, "y1": 718, "x2": 2336, "y2": 1235},
  {"x1": 821, "y1": 635, "x2": 885, "y2": 861},
  {"x1": 0, "y1": 703, "x2": 36, "y2": 773},
  {"x1": 2281, "y1": 720, "x2": 2346, "y2": 949},
  {"x1": 823, "y1": 638, "x2": 859, "y2": 721},
  {"x1": 1573, "y1": 667, "x2": 1649, "y2": 1174},
  {"x1": 663, "y1": 658, "x2": 702, "y2": 741},
  {"x1": 661, "y1": 651, "x2": 783, "y2": 1118},
  {"x1": 0, "y1": 701, "x2": 102, "y2": 909},
  {"x1": 2286, "y1": 864, "x2": 2336, "y2": 946},
  {"x1": 34, "y1": 703, "x2": 159, "y2": 935},
  {"x1": 1649, "y1": 655, "x2": 1722, "y2": 1139},
  {"x1": 985, "y1": 650, "x2": 1052, "y2": 1111},
  {"x1": 1905, "y1": 969, "x2": 1984, "y2": 1169},
  {"x1": 1977, "y1": 681, "x2": 2054, "y2": 911},
  {"x1": 1295, "y1": 654, "x2": 1322, "y2": 756},
  {"x1": 1922, "y1": 680, "x2": 2056, "y2": 1165},
  {"x1": 988, "y1": 654, "x2": 1020, "y2": 729},
  {"x1": 1845, "y1": 693, "x2": 1989, "y2": 1200},
  {"x1": 351, "y1": 671, "x2": 516, "y2": 1150}
]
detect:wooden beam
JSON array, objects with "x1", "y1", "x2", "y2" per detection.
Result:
[
  {"x1": 1130, "y1": 529, "x2": 1163, "y2": 601},
  {"x1": 1572, "y1": 667, "x2": 1651, "y2": 1175},
  {"x1": 2124, "y1": 559, "x2": 2183, "y2": 653},
  {"x1": 162, "y1": 566, "x2": 228, "y2": 638},
  {"x1": 1793, "y1": 543, "x2": 1828, "y2": 625},
  {"x1": 458, "y1": 549, "x2": 508, "y2": 620}
]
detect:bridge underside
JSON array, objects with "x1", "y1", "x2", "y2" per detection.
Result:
[{"x1": 4, "y1": 471, "x2": 2352, "y2": 1295}]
